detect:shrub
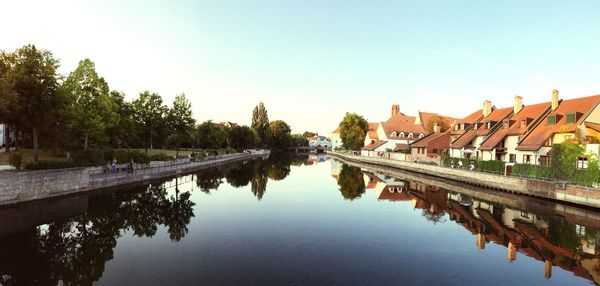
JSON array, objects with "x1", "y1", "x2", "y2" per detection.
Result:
[
  {"x1": 476, "y1": 160, "x2": 505, "y2": 174},
  {"x1": 9, "y1": 152, "x2": 23, "y2": 170},
  {"x1": 25, "y1": 160, "x2": 77, "y2": 170},
  {"x1": 71, "y1": 150, "x2": 105, "y2": 167},
  {"x1": 512, "y1": 164, "x2": 553, "y2": 180},
  {"x1": 148, "y1": 153, "x2": 173, "y2": 162}
]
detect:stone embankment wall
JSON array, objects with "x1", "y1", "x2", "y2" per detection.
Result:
[
  {"x1": 329, "y1": 151, "x2": 600, "y2": 209},
  {"x1": 0, "y1": 153, "x2": 264, "y2": 206}
]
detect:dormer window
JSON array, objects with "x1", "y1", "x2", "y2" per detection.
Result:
[
  {"x1": 408, "y1": 133, "x2": 413, "y2": 139},
  {"x1": 399, "y1": 132, "x2": 405, "y2": 138},
  {"x1": 486, "y1": 122, "x2": 491, "y2": 129},
  {"x1": 547, "y1": 115, "x2": 556, "y2": 125},
  {"x1": 474, "y1": 123, "x2": 478, "y2": 130},
  {"x1": 391, "y1": 131, "x2": 397, "y2": 138},
  {"x1": 502, "y1": 120, "x2": 509, "y2": 129},
  {"x1": 520, "y1": 120, "x2": 527, "y2": 128},
  {"x1": 418, "y1": 133, "x2": 424, "y2": 138},
  {"x1": 454, "y1": 124, "x2": 459, "y2": 131},
  {"x1": 566, "y1": 112, "x2": 576, "y2": 124}
]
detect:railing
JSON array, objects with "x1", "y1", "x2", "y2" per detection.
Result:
[
  {"x1": 332, "y1": 151, "x2": 598, "y2": 189},
  {"x1": 90, "y1": 153, "x2": 252, "y2": 185}
]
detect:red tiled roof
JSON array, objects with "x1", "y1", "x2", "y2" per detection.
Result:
[
  {"x1": 450, "y1": 109, "x2": 484, "y2": 135},
  {"x1": 393, "y1": 143, "x2": 410, "y2": 152},
  {"x1": 450, "y1": 107, "x2": 512, "y2": 148},
  {"x1": 479, "y1": 102, "x2": 550, "y2": 151},
  {"x1": 517, "y1": 95, "x2": 600, "y2": 151},
  {"x1": 411, "y1": 131, "x2": 450, "y2": 148},
  {"x1": 381, "y1": 112, "x2": 455, "y2": 138},
  {"x1": 585, "y1": 121, "x2": 600, "y2": 133},
  {"x1": 361, "y1": 140, "x2": 387, "y2": 151},
  {"x1": 378, "y1": 189, "x2": 414, "y2": 201},
  {"x1": 367, "y1": 122, "x2": 379, "y2": 139}
]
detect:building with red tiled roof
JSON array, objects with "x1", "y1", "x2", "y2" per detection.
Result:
[
  {"x1": 449, "y1": 100, "x2": 513, "y2": 160},
  {"x1": 363, "y1": 104, "x2": 457, "y2": 159},
  {"x1": 330, "y1": 127, "x2": 342, "y2": 150},
  {"x1": 410, "y1": 131, "x2": 451, "y2": 164}
]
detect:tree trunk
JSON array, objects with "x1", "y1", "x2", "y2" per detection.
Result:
[
  {"x1": 14, "y1": 127, "x2": 20, "y2": 151},
  {"x1": 3, "y1": 124, "x2": 9, "y2": 153},
  {"x1": 32, "y1": 127, "x2": 39, "y2": 162},
  {"x1": 84, "y1": 132, "x2": 89, "y2": 151},
  {"x1": 176, "y1": 141, "x2": 180, "y2": 158},
  {"x1": 150, "y1": 130, "x2": 154, "y2": 150}
]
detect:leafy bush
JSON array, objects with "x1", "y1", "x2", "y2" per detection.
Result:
[
  {"x1": 71, "y1": 150, "x2": 105, "y2": 166},
  {"x1": 512, "y1": 164, "x2": 553, "y2": 180},
  {"x1": 9, "y1": 152, "x2": 23, "y2": 170},
  {"x1": 25, "y1": 160, "x2": 77, "y2": 170},
  {"x1": 148, "y1": 153, "x2": 173, "y2": 161},
  {"x1": 476, "y1": 160, "x2": 505, "y2": 174}
]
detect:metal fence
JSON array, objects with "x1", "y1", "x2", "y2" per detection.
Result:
[{"x1": 90, "y1": 153, "x2": 250, "y2": 185}]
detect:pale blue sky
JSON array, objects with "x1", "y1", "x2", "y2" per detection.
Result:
[{"x1": 1, "y1": 0, "x2": 599, "y2": 134}]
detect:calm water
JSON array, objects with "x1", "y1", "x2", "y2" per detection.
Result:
[{"x1": 1, "y1": 154, "x2": 600, "y2": 285}]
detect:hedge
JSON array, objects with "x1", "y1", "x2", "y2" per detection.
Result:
[
  {"x1": 23, "y1": 149, "x2": 175, "y2": 170},
  {"x1": 512, "y1": 164, "x2": 553, "y2": 180},
  {"x1": 442, "y1": 157, "x2": 505, "y2": 174},
  {"x1": 25, "y1": 160, "x2": 78, "y2": 170}
]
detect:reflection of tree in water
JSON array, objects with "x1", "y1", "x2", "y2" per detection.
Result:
[
  {"x1": 421, "y1": 206, "x2": 447, "y2": 225},
  {"x1": 225, "y1": 162, "x2": 255, "y2": 188},
  {"x1": 252, "y1": 160, "x2": 270, "y2": 200},
  {"x1": 195, "y1": 168, "x2": 225, "y2": 193},
  {"x1": 267, "y1": 152, "x2": 293, "y2": 181},
  {"x1": 337, "y1": 165, "x2": 365, "y2": 200},
  {"x1": 0, "y1": 182, "x2": 196, "y2": 286}
]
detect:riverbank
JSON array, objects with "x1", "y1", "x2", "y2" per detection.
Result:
[
  {"x1": 0, "y1": 151, "x2": 269, "y2": 206},
  {"x1": 328, "y1": 151, "x2": 600, "y2": 209}
]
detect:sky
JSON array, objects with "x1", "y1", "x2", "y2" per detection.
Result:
[{"x1": 1, "y1": 0, "x2": 600, "y2": 135}]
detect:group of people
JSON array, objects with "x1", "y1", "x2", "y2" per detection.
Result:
[
  {"x1": 104, "y1": 159, "x2": 136, "y2": 174},
  {"x1": 450, "y1": 160, "x2": 475, "y2": 171}
]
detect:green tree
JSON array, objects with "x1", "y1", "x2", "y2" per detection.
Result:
[
  {"x1": 0, "y1": 50, "x2": 16, "y2": 152},
  {"x1": 167, "y1": 93, "x2": 195, "y2": 157},
  {"x1": 107, "y1": 91, "x2": 138, "y2": 148},
  {"x1": 339, "y1": 112, "x2": 369, "y2": 150},
  {"x1": 425, "y1": 115, "x2": 451, "y2": 133},
  {"x1": 251, "y1": 102, "x2": 269, "y2": 146},
  {"x1": 7, "y1": 45, "x2": 61, "y2": 160},
  {"x1": 196, "y1": 120, "x2": 228, "y2": 149},
  {"x1": 302, "y1": 131, "x2": 317, "y2": 138},
  {"x1": 268, "y1": 120, "x2": 292, "y2": 149},
  {"x1": 337, "y1": 165, "x2": 366, "y2": 200},
  {"x1": 228, "y1": 125, "x2": 258, "y2": 150},
  {"x1": 290, "y1": 133, "x2": 307, "y2": 147},
  {"x1": 63, "y1": 58, "x2": 116, "y2": 150},
  {"x1": 133, "y1": 91, "x2": 167, "y2": 152}
]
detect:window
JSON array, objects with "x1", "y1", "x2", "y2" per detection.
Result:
[
  {"x1": 474, "y1": 123, "x2": 478, "y2": 130},
  {"x1": 578, "y1": 156, "x2": 588, "y2": 169},
  {"x1": 399, "y1": 132, "x2": 405, "y2": 138},
  {"x1": 487, "y1": 122, "x2": 491, "y2": 129},
  {"x1": 419, "y1": 133, "x2": 424, "y2": 138},
  {"x1": 539, "y1": 156, "x2": 551, "y2": 166},
  {"x1": 408, "y1": 133, "x2": 413, "y2": 138},
  {"x1": 520, "y1": 120, "x2": 527, "y2": 128},
  {"x1": 503, "y1": 120, "x2": 509, "y2": 129},
  {"x1": 509, "y1": 154, "x2": 516, "y2": 163},
  {"x1": 576, "y1": 224, "x2": 586, "y2": 236},
  {"x1": 523, "y1": 154, "x2": 532, "y2": 164},
  {"x1": 455, "y1": 124, "x2": 459, "y2": 131},
  {"x1": 520, "y1": 212, "x2": 530, "y2": 219},
  {"x1": 391, "y1": 131, "x2": 397, "y2": 138},
  {"x1": 548, "y1": 115, "x2": 556, "y2": 125},
  {"x1": 566, "y1": 113, "x2": 576, "y2": 124}
]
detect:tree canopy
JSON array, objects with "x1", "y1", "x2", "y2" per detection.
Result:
[
  {"x1": 339, "y1": 112, "x2": 369, "y2": 150},
  {"x1": 251, "y1": 102, "x2": 269, "y2": 146}
]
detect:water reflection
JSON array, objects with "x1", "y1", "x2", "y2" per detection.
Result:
[
  {"x1": 0, "y1": 156, "x2": 293, "y2": 286},
  {"x1": 2, "y1": 155, "x2": 600, "y2": 285},
  {"x1": 343, "y1": 162, "x2": 600, "y2": 285}
]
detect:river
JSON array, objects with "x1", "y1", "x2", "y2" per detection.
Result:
[{"x1": 0, "y1": 154, "x2": 599, "y2": 285}]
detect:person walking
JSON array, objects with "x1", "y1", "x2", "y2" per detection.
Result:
[{"x1": 111, "y1": 160, "x2": 117, "y2": 173}]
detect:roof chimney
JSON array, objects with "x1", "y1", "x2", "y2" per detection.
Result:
[
  {"x1": 433, "y1": 123, "x2": 440, "y2": 133},
  {"x1": 514, "y1": 95, "x2": 523, "y2": 114},
  {"x1": 483, "y1": 100, "x2": 492, "y2": 117},
  {"x1": 391, "y1": 104, "x2": 400, "y2": 116},
  {"x1": 551, "y1": 89, "x2": 559, "y2": 110}
]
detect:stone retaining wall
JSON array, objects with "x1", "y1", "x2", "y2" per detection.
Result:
[
  {"x1": 329, "y1": 151, "x2": 600, "y2": 209},
  {"x1": 0, "y1": 153, "x2": 264, "y2": 206}
]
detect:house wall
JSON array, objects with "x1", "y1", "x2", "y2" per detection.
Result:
[
  {"x1": 584, "y1": 103, "x2": 600, "y2": 124},
  {"x1": 331, "y1": 133, "x2": 343, "y2": 150},
  {"x1": 376, "y1": 124, "x2": 387, "y2": 141},
  {"x1": 0, "y1": 124, "x2": 4, "y2": 147}
]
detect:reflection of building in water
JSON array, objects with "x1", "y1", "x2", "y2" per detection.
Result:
[
  {"x1": 330, "y1": 159, "x2": 343, "y2": 179},
  {"x1": 362, "y1": 169, "x2": 600, "y2": 285}
]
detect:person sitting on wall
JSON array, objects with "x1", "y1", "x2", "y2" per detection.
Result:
[
  {"x1": 457, "y1": 160, "x2": 463, "y2": 169},
  {"x1": 469, "y1": 162, "x2": 475, "y2": 171},
  {"x1": 450, "y1": 161, "x2": 455, "y2": 168}
]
